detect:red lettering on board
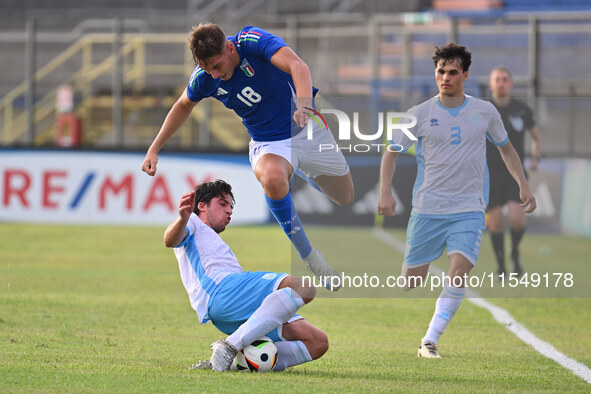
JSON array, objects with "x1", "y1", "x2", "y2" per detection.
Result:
[
  {"x1": 42, "y1": 171, "x2": 67, "y2": 209},
  {"x1": 143, "y1": 175, "x2": 174, "y2": 212},
  {"x1": 3, "y1": 169, "x2": 31, "y2": 207},
  {"x1": 99, "y1": 174, "x2": 133, "y2": 210}
]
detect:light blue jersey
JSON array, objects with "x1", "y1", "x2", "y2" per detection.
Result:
[
  {"x1": 391, "y1": 95, "x2": 508, "y2": 215},
  {"x1": 173, "y1": 214, "x2": 292, "y2": 334},
  {"x1": 174, "y1": 214, "x2": 243, "y2": 323}
]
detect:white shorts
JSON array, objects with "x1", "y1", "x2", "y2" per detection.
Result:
[{"x1": 248, "y1": 124, "x2": 350, "y2": 179}]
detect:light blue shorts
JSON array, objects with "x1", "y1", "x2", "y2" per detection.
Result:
[
  {"x1": 404, "y1": 211, "x2": 485, "y2": 267},
  {"x1": 207, "y1": 271, "x2": 301, "y2": 342}
]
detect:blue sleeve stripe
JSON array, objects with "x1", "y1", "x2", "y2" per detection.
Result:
[
  {"x1": 388, "y1": 139, "x2": 409, "y2": 153},
  {"x1": 176, "y1": 226, "x2": 192, "y2": 248},
  {"x1": 487, "y1": 134, "x2": 509, "y2": 147},
  {"x1": 495, "y1": 136, "x2": 509, "y2": 147}
]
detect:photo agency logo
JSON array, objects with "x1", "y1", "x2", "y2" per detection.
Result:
[{"x1": 304, "y1": 107, "x2": 418, "y2": 153}]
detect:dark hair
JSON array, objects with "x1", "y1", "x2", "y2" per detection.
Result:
[
  {"x1": 432, "y1": 42, "x2": 472, "y2": 72},
  {"x1": 193, "y1": 179, "x2": 235, "y2": 214},
  {"x1": 188, "y1": 23, "x2": 228, "y2": 65}
]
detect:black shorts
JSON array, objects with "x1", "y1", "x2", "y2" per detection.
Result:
[{"x1": 487, "y1": 166, "x2": 522, "y2": 209}]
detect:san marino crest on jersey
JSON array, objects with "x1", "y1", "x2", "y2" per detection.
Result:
[
  {"x1": 240, "y1": 59, "x2": 255, "y2": 77},
  {"x1": 470, "y1": 112, "x2": 482, "y2": 124}
]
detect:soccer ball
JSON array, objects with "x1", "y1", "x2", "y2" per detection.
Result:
[{"x1": 234, "y1": 336, "x2": 278, "y2": 372}]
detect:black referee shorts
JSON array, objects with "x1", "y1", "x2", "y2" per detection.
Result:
[{"x1": 487, "y1": 166, "x2": 523, "y2": 209}]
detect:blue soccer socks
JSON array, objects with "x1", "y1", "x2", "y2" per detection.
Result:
[{"x1": 265, "y1": 192, "x2": 313, "y2": 260}]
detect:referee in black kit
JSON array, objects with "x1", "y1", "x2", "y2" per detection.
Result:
[{"x1": 486, "y1": 66, "x2": 542, "y2": 278}]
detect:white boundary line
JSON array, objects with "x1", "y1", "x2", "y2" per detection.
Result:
[{"x1": 372, "y1": 227, "x2": 591, "y2": 384}]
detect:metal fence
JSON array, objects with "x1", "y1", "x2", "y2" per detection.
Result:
[{"x1": 0, "y1": 11, "x2": 590, "y2": 156}]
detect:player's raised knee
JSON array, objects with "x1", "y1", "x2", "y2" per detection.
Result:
[
  {"x1": 293, "y1": 278, "x2": 316, "y2": 303},
  {"x1": 258, "y1": 168, "x2": 290, "y2": 198},
  {"x1": 279, "y1": 275, "x2": 316, "y2": 303}
]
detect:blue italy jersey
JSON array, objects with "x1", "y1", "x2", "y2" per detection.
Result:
[{"x1": 186, "y1": 26, "x2": 318, "y2": 142}]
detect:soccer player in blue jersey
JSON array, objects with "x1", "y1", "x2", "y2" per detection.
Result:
[
  {"x1": 165, "y1": 180, "x2": 328, "y2": 372},
  {"x1": 142, "y1": 23, "x2": 353, "y2": 290},
  {"x1": 377, "y1": 43, "x2": 536, "y2": 358}
]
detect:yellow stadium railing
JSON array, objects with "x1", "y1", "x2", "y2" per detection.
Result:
[{"x1": 0, "y1": 33, "x2": 246, "y2": 150}]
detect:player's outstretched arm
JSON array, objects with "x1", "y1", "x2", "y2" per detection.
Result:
[
  {"x1": 142, "y1": 92, "x2": 198, "y2": 176},
  {"x1": 377, "y1": 149, "x2": 400, "y2": 216},
  {"x1": 164, "y1": 190, "x2": 195, "y2": 247},
  {"x1": 269, "y1": 46, "x2": 313, "y2": 127},
  {"x1": 498, "y1": 141, "x2": 537, "y2": 213}
]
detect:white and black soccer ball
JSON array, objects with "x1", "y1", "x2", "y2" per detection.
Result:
[{"x1": 234, "y1": 336, "x2": 278, "y2": 372}]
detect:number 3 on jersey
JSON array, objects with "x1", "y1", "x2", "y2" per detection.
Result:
[
  {"x1": 450, "y1": 126, "x2": 461, "y2": 145},
  {"x1": 236, "y1": 86, "x2": 261, "y2": 107}
]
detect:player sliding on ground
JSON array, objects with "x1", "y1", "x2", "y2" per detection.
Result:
[
  {"x1": 377, "y1": 43, "x2": 536, "y2": 358},
  {"x1": 164, "y1": 180, "x2": 328, "y2": 371},
  {"x1": 142, "y1": 23, "x2": 354, "y2": 290}
]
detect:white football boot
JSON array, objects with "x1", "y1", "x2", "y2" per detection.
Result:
[
  {"x1": 210, "y1": 340, "x2": 238, "y2": 372},
  {"x1": 417, "y1": 341, "x2": 441, "y2": 359},
  {"x1": 303, "y1": 248, "x2": 341, "y2": 291}
]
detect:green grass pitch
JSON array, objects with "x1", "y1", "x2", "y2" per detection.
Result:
[{"x1": 1, "y1": 223, "x2": 590, "y2": 392}]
